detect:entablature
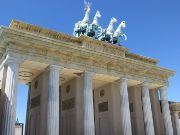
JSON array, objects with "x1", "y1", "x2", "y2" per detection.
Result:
[{"x1": 0, "y1": 20, "x2": 175, "y2": 87}]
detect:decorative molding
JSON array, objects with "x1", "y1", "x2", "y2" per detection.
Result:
[
  {"x1": 98, "y1": 102, "x2": 108, "y2": 112},
  {"x1": 125, "y1": 52, "x2": 159, "y2": 65},
  {"x1": 9, "y1": 20, "x2": 81, "y2": 44},
  {"x1": 62, "y1": 97, "x2": 75, "y2": 111},
  {"x1": 100, "y1": 89, "x2": 105, "y2": 97},
  {"x1": 19, "y1": 71, "x2": 33, "y2": 78}
]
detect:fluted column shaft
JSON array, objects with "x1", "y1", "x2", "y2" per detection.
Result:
[
  {"x1": 174, "y1": 112, "x2": 180, "y2": 135},
  {"x1": 119, "y1": 78, "x2": 132, "y2": 135},
  {"x1": 83, "y1": 72, "x2": 95, "y2": 135},
  {"x1": 47, "y1": 65, "x2": 62, "y2": 135},
  {"x1": 141, "y1": 83, "x2": 155, "y2": 135},
  {"x1": 159, "y1": 86, "x2": 174, "y2": 135},
  {"x1": 0, "y1": 57, "x2": 20, "y2": 135}
]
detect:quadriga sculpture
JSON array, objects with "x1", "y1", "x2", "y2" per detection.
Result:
[
  {"x1": 73, "y1": 2, "x2": 91, "y2": 37},
  {"x1": 86, "y1": 11, "x2": 102, "y2": 38},
  {"x1": 73, "y1": 1, "x2": 127, "y2": 45},
  {"x1": 112, "y1": 21, "x2": 127, "y2": 44},
  {"x1": 97, "y1": 17, "x2": 117, "y2": 43}
]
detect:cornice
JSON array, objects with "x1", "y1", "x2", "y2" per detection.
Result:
[
  {"x1": 125, "y1": 52, "x2": 159, "y2": 65},
  {"x1": 9, "y1": 20, "x2": 81, "y2": 44}
]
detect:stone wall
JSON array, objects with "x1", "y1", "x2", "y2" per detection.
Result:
[{"x1": 61, "y1": 78, "x2": 76, "y2": 135}]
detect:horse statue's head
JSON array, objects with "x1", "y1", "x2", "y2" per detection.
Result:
[
  {"x1": 106, "y1": 17, "x2": 117, "y2": 34},
  {"x1": 110, "y1": 17, "x2": 117, "y2": 25},
  {"x1": 85, "y1": 6, "x2": 91, "y2": 13},
  {"x1": 84, "y1": 0, "x2": 91, "y2": 14},
  {"x1": 120, "y1": 21, "x2": 126, "y2": 28},
  {"x1": 113, "y1": 20, "x2": 127, "y2": 43},
  {"x1": 92, "y1": 11, "x2": 101, "y2": 26},
  {"x1": 82, "y1": 1, "x2": 91, "y2": 24},
  {"x1": 114, "y1": 21, "x2": 126, "y2": 36},
  {"x1": 95, "y1": 11, "x2": 101, "y2": 18}
]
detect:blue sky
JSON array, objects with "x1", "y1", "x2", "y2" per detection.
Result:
[{"x1": 0, "y1": 0, "x2": 180, "y2": 125}]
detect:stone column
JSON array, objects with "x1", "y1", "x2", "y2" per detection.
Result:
[
  {"x1": 159, "y1": 86, "x2": 174, "y2": 135},
  {"x1": 174, "y1": 112, "x2": 180, "y2": 135},
  {"x1": 0, "y1": 57, "x2": 20, "y2": 135},
  {"x1": 46, "y1": 65, "x2": 63, "y2": 135},
  {"x1": 119, "y1": 78, "x2": 132, "y2": 135},
  {"x1": 141, "y1": 83, "x2": 155, "y2": 135},
  {"x1": 82, "y1": 71, "x2": 95, "y2": 135}
]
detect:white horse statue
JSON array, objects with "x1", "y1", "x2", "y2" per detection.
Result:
[
  {"x1": 92, "y1": 10, "x2": 101, "y2": 26},
  {"x1": 73, "y1": 1, "x2": 127, "y2": 45},
  {"x1": 86, "y1": 10, "x2": 102, "y2": 37},
  {"x1": 112, "y1": 21, "x2": 127, "y2": 44},
  {"x1": 97, "y1": 17, "x2": 117, "y2": 43},
  {"x1": 73, "y1": 2, "x2": 91, "y2": 37}
]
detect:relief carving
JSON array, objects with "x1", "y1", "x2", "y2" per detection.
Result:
[
  {"x1": 62, "y1": 98, "x2": 75, "y2": 111},
  {"x1": 98, "y1": 102, "x2": 108, "y2": 112}
]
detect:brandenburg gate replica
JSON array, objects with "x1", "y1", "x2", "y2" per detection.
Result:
[{"x1": 0, "y1": 4, "x2": 180, "y2": 135}]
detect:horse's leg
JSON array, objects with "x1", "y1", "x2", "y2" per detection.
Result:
[
  {"x1": 110, "y1": 34, "x2": 114, "y2": 44},
  {"x1": 122, "y1": 34, "x2": 127, "y2": 40}
]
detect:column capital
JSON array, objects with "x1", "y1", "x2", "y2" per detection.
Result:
[
  {"x1": 159, "y1": 86, "x2": 168, "y2": 91},
  {"x1": 116, "y1": 77, "x2": 128, "y2": 83},
  {"x1": 5, "y1": 56, "x2": 23, "y2": 65},
  {"x1": 141, "y1": 82, "x2": 151, "y2": 88},
  {"x1": 81, "y1": 71, "x2": 95, "y2": 77},
  {"x1": 173, "y1": 111, "x2": 179, "y2": 116},
  {"x1": 46, "y1": 65, "x2": 64, "y2": 71},
  {"x1": 159, "y1": 86, "x2": 168, "y2": 100}
]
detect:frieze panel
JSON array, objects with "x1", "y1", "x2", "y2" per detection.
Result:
[
  {"x1": 9, "y1": 20, "x2": 81, "y2": 44},
  {"x1": 62, "y1": 97, "x2": 75, "y2": 111},
  {"x1": 81, "y1": 42, "x2": 125, "y2": 57},
  {"x1": 98, "y1": 102, "x2": 108, "y2": 112}
]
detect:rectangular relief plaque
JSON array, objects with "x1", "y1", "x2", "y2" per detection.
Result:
[
  {"x1": 98, "y1": 102, "x2": 108, "y2": 112},
  {"x1": 62, "y1": 97, "x2": 75, "y2": 111}
]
